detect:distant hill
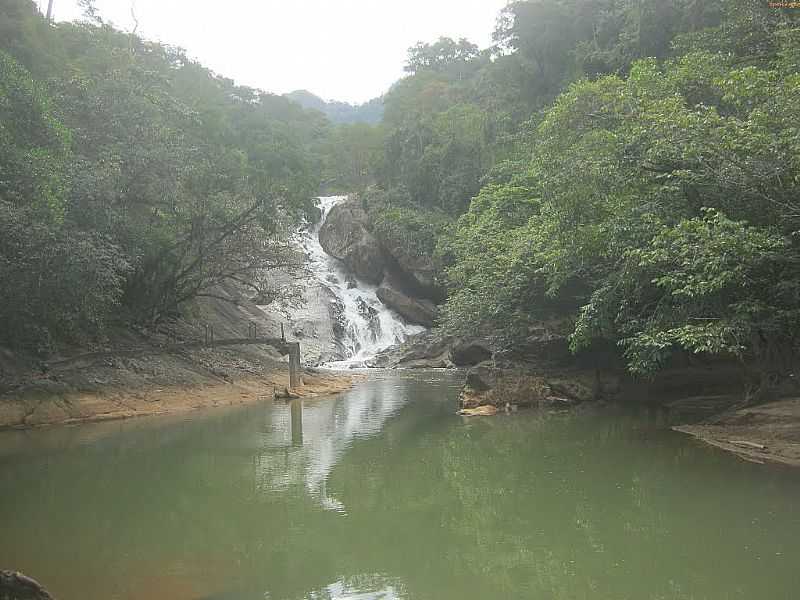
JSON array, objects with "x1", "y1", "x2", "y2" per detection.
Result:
[{"x1": 285, "y1": 90, "x2": 383, "y2": 125}]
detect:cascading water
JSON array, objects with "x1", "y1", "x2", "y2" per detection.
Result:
[{"x1": 297, "y1": 196, "x2": 424, "y2": 368}]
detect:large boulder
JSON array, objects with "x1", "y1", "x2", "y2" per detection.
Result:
[
  {"x1": 376, "y1": 285, "x2": 438, "y2": 328},
  {"x1": 319, "y1": 199, "x2": 386, "y2": 284},
  {"x1": 368, "y1": 330, "x2": 454, "y2": 369}
]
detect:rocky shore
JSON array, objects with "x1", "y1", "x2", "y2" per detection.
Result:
[{"x1": 371, "y1": 324, "x2": 800, "y2": 466}]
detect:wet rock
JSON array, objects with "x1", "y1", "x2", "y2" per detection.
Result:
[
  {"x1": 464, "y1": 362, "x2": 501, "y2": 392},
  {"x1": 549, "y1": 378, "x2": 596, "y2": 403},
  {"x1": 0, "y1": 571, "x2": 56, "y2": 600},
  {"x1": 319, "y1": 199, "x2": 386, "y2": 284},
  {"x1": 356, "y1": 297, "x2": 382, "y2": 341},
  {"x1": 450, "y1": 340, "x2": 492, "y2": 366},
  {"x1": 369, "y1": 330, "x2": 454, "y2": 369},
  {"x1": 375, "y1": 285, "x2": 438, "y2": 328}
]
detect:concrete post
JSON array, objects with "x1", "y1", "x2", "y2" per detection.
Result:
[{"x1": 288, "y1": 342, "x2": 302, "y2": 390}]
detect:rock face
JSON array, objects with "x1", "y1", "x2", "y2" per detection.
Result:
[
  {"x1": 375, "y1": 232, "x2": 443, "y2": 299},
  {"x1": 261, "y1": 268, "x2": 346, "y2": 366},
  {"x1": 459, "y1": 362, "x2": 598, "y2": 410},
  {"x1": 369, "y1": 330, "x2": 454, "y2": 369},
  {"x1": 376, "y1": 285, "x2": 438, "y2": 328},
  {"x1": 369, "y1": 329, "x2": 496, "y2": 369},
  {"x1": 450, "y1": 340, "x2": 492, "y2": 366},
  {"x1": 319, "y1": 199, "x2": 386, "y2": 284}
]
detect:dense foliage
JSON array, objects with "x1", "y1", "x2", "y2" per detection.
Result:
[
  {"x1": 356, "y1": 0, "x2": 800, "y2": 395},
  {"x1": 0, "y1": 0, "x2": 331, "y2": 353},
  {"x1": 4, "y1": 0, "x2": 800, "y2": 397}
]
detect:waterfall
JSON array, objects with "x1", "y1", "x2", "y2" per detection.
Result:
[{"x1": 297, "y1": 196, "x2": 424, "y2": 368}]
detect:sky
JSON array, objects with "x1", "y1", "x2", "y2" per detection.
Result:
[{"x1": 39, "y1": 0, "x2": 510, "y2": 104}]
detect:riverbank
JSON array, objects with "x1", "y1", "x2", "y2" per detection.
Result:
[
  {"x1": 674, "y1": 398, "x2": 800, "y2": 467},
  {"x1": 0, "y1": 366, "x2": 358, "y2": 430},
  {"x1": 0, "y1": 280, "x2": 365, "y2": 429}
]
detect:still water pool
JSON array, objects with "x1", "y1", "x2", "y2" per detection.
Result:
[{"x1": 1, "y1": 371, "x2": 799, "y2": 599}]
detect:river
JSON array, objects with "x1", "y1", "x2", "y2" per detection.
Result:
[{"x1": 1, "y1": 370, "x2": 799, "y2": 600}]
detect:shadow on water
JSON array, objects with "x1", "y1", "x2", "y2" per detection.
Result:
[{"x1": 1, "y1": 370, "x2": 799, "y2": 600}]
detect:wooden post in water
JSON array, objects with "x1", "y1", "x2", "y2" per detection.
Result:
[{"x1": 288, "y1": 342, "x2": 302, "y2": 390}]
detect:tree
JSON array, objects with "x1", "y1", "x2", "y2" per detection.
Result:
[{"x1": 404, "y1": 37, "x2": 481, "y2": 77}]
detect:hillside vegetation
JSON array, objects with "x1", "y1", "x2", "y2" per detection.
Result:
[
  {"x1": 348, "y1": 0, "x2": 800, "y2": 400},
  {"x1": 0, "y1": 0, "x2": 345, "y2": 355}
]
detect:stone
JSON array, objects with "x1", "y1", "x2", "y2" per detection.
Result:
[
  {"x1": 319, "y1": 199, "x2": 386, "y2": 284},
  {"x1": 373, "y1": 232, "x2": 444, "y2": 299},
  {"x1": 450, "y1": 340, "x2": 492, "y2": 366},
  {"x1": 464, "y1": 362, "x2": 499, "y2": 392},
  {"x1": 368, "y1": 330, "x2": 454, "y2": 369},
  {"x1": 549, "y1": 378, "x2": 596, "y2": 403},
  {"x1": 375, "y1": 286, "x2": 438, "y2": 328}
]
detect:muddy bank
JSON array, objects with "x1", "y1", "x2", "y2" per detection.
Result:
[{"x1": 674, "y1": 398, "x2": 800, "y2": 467}]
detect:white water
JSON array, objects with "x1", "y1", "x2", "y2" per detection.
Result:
[{"x1": 298, "y1": 196, "x2": 424, "y2": 368}]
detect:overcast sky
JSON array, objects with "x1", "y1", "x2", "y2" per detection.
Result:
[{"x1": 40, "y1": 0, "x2": 510, "y2": 104}]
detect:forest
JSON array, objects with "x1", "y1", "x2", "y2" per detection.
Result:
[
  {"x1": 0, "y1": 0, "x2": 373, "y2": 353},
  {"x1": 356, "y1": 0, "x2": 800, "y2": 398},
  {"x1": 2, "y1": 0, "x2": 800, "y2": 399}
]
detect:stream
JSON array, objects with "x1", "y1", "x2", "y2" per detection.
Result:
[{"x1": 1, "y1": 371, "x2": 800, "y2": 599}]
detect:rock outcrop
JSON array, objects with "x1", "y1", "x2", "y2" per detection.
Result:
[
  {"x1": 369, "y1": 330, "x2": 454, "y2": 369},
  {"x1": 319, "y1": 199, "x2": 386, "y2": 284},
  {"x1": 376, "y1": 285, "x2": 439, "y2": 328},
  {"x1": 261, "y1": 268, "x2": 346, "y2": 366},
  {"x1": 369, "y1": 330, "x2": 495, "y2": 369},
  {"x1": 450, "y1": 340, "x2": 492, "y2": 366},
  {"x1": 375, "y1": 235, "x2": 443, "y2": 299},
  {"x1": 459, "y1": 362, "x2": 598, "y2": 410}
]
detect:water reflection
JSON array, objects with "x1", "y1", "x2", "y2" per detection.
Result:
[
  {"x1": 252, "y1": 376, "x2": 409, "y2": 513},
  {"x1": 290, "y1": 400, "x2": 303, "y2": 447},
  {"x1": 1, "y1": 372, "x2": 799, "y2": 600}
]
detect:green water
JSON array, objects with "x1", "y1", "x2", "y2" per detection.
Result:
[{"x1": 1, "y1": 371, "x2": 799, "y2": 600}]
